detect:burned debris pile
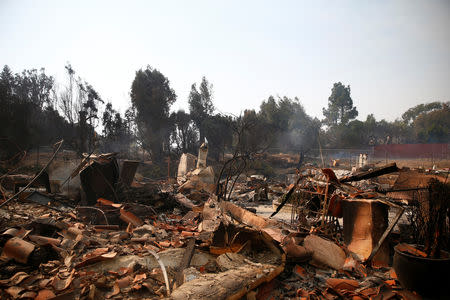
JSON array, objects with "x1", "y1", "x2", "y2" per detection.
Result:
[{"x1": 0, "y1": 142, "x2": 449, "y2": 299}]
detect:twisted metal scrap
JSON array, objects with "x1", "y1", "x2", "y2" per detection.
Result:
[{"x1": 215, "y1": 154, "x2": 249, "y2": 201}]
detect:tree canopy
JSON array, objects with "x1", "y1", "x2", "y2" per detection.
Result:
[
  {"x1": 401, "y1": 101, "x2": 447, "y2": 124},
  {"x1": 130, "y1": 66, "x2": 176, "y2": 159},
  {"x1": 259, "y1": 96, "x2": 320, "y2": 151},
  {"x1": 1, "y1": 62, "x2": 448, "y2": 170},
  {"x1": 413, "y1": 104, "x2": 450, "y2": 143},
  {"x1": 170, "y1": 109, "x2": 198, "y2": 154},
  {"x1": 322, "y1": 82, "x2": 358, "y2": 126},
  {"x1": 188, "y1": 77, "x2": 214, "y2": 143}
]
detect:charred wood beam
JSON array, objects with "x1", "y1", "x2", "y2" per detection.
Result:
[
  {"x1": 340, "y1": 163, "x2": 398, "y2": 183},
  {"x1": 174, "y1": 238, "x2": 196, "y2": 287},
  {"x1": 270, "y1": 176, "x2": 303, "y2": 218}
]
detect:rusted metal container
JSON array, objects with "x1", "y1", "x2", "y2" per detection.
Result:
[
  {"x1": 342, "y1": 198, "x2": 389, "y2": 264},
  {"x1": 393, "y1": 244, "x2": 450, "y2": 297}
]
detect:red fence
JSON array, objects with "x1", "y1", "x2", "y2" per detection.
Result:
[{"x1": 373, "y1": 143, "x2": 449, "y2": 159}]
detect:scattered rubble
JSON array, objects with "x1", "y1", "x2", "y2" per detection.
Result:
[{"x1": 0, "y1": 142, "x2": 448, "y2": 299}]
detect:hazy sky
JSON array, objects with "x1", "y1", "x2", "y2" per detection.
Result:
[{"x1": 1, "y1": 0, "x2": 449, "y2": 121}]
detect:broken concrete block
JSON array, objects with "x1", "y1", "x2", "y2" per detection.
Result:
[
  {"x1": 196, "y1": 142, "x2": 208, "y2": 169},
  {"x1": 191, "y1": 166, "x2": 215, "y2": 184},
  {"x1": 178, "y1": 178, "x2": 216, "y2": 194},
  {"x1": 177, "y1": 153, "x2": 197, "y2": 179},
  {"x1": 304, "y1": 234, "x2": 346, "y2": 270},
  {"x1": 183, "y1": 267, "x2": 201, "y2": 283},
  {"x1": 216, "y1": 252, "x2": 247, "y2": 271},
  {"x1": 178, "y1": 166, "x2": 216, "y2": 194}
]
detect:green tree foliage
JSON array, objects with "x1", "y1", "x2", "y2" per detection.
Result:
[
  {"x1": 234, "y1": 109, "x2": 273, "y2": 154},
  {"x1": 188, "y1": 77, "x2": 214, "y2": 143},
  {"x1": 202, "y1": 114, "x2": 233, "y2": 160},
  {"x1": 401, "y1": 101, "x2": 445, "y2": 124},
  {"x1": 0, "y1": 65, "x2": 71, "y2": 149},
  {"x1": 363, "y1": 114, "x2": 412, "y2": 145},
  {"x1": 322, "y1": 82, "x2": 358, "y2": 126},
  {"x1": 101, "y1": 102, "x2": 133, "y2": 153},
  {"x1": 259, "y1": 96, "x2": 320, "y2": 151},
  {"x1": 413, "y1": 104, "x2": 450, "y2": 143},
  {"x1": 1, "y1": 63, "x2": 116, "y2": 155},
  {"x1": 2, "y1": 62, "x2": 448, "y2": 163},
  {"x1": 323, "y1": 114, "x2": 414, "y2": 148},
  {"x1": 170, "y1": 110, "x2": 198, "y2": 154},
  {"x1": 260, "y1": 96, "x2": 289, "y2": 132},
  {"x1": 0, "y1": 65, "x2": 31, "y2": 145},
  {"x1": 130, "y1": 66, "x2": 176, "y2": 161},
  {"x1": 324, "y1": 121, "x2": 365, "y2": 148}
]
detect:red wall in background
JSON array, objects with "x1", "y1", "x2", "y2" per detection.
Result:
[{"x1": 373, "y1": 143, "x2": 449, "y2": 158}]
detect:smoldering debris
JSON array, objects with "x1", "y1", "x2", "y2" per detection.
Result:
[{"x1": 0, "y1": 143, "x2": 448, "y2": 299}]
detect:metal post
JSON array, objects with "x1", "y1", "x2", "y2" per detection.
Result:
[
  {"x1": 167, "y1": 156, "x2": 171, "y2": 180},
  {"x1": 36, "y1": 144, "x2": 39, "y2": 167}
]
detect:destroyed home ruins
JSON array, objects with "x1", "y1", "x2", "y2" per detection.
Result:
[
  {"x1": 1, "y1": 2, "x2": 450, "y2": 299},
  {"x1": 0, "y1": 72, "x2": 449, "y2": 300},
  {"x1": 0, "y1": 137, "x2": 449, "y2": 299}
]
